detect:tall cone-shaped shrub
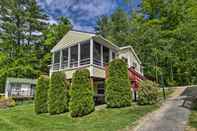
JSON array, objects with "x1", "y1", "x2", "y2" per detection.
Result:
[
  {"x1": 48, "y1": 72, "x2": 69, "y2": 115},
  {"x1": 35, "y1": 75, "x2": 49, "y2": 114},
  {"x1": 105, "y1": 59, "x2": 132, "y2": 108},
  {"x1": 69, "y1": 69, "x2": 94, "y2": 117}
]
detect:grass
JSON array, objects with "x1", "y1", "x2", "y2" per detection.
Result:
[
  {"x1": 188, "y1": 110, "x2": 197, "y2": 129},
  {"x1": 0, "y1": 103, "x2": 158, "y2": 131}
]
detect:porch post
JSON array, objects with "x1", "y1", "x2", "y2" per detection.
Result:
[
  {"x1": 109, "y1": 49, "x2": 112, "y2": 62},
  {"x1": 90, "y1": 39, "x2": 93, "y2": 65},
  {"x1": 68, "y1": 47, "x2": 71, "y2": 68},
  {"x1": 59, "y1": 50, "x2": 62, "y2": 70},
  {"x1": 52, "y1": 53, "x2": 54, "y2": 71},
  {"x1": 78, "y1": 43, "x2": 80, "y2": 67},
  {"x1": 101, "y1": 45, "x2": 103, "y2": 67}
]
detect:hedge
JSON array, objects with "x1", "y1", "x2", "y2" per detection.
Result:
[
  {"x1": 48, "y1": 72, "x2": 69, "y2": 115},
  {"x1": 105, "y1": 59, "x2": 132, "y2": 108},
  {"x1": 69, "y1": 69, "x2": 94, "y2": 117},
  {"x1": 34, "y1": 75, "x2": 49, "y2": 114},
  {"x1": 138, "y1": 80, "x2": 160, "y2": 105}
]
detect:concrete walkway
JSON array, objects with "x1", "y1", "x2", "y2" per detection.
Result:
[{"x1": 133, "y1": 87, "x2": 191, "y2": 131}]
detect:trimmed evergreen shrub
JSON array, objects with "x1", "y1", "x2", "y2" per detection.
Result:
[
  {"x1": 34, "y1": 75, "x2": 49, "y2": 114},
  {"x1": 138, "y1": 80, "x2": 160, "y2": 105},
  {"x1": 69, "y1": 69, "x2": 94, "y2": 117},
  {"x1": 48, "y1": 72, "x2": 69, "y2": 115},
  {"x1": 105, "y1": 59, "x2": 132, "y2": 108}
]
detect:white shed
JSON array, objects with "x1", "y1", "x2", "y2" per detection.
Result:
[{"x1": 5, "y1": 78, "x2": 36, "y2": 98}]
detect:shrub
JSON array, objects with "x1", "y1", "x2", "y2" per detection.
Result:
[
  {"x1": 138, "y1": 80, "x2": 160, "y2": 105},
  {"x1": 34, "y1": 75, "x2": 49, "y2": 114},
  {"x1": 0, "y1": 97, "x2": 15, "y2": 108},
  {"x1": 69, "y1": 69, "x2": 94, "y2": 117},
  {"x1": 105, "y1": 59, "x2": 132, "y2": 108},
  {"x1": 48, "y1": 72, "x2": 69, "y2": 115}
]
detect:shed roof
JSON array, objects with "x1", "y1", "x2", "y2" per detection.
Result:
[{"x1": 6, "y1": 77, "x2": 37, "y2": 84}]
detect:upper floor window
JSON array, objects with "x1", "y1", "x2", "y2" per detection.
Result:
[
  {"x1": 133, "y1": 62, "x2": 137, "y2": 69},
  {"x1": 54, "y1": 51, "x2": 60, "y2": 64},
  {"x1": 122, "y1": 57, "x2": 128, "y2": 65},
  {"x1": 103, "y1": 46, "x2": 109, "y2": 65}
]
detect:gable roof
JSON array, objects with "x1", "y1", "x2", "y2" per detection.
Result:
[
  {"x1": 119, "y1": 46, "x2": 142, "y2": 64},
  {"x1": 51, "y1": 30, "x2": 95, "y2": 52}
]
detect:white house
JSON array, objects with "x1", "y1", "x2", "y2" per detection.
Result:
[{"x1": 49, "y1": 30, "x2": 143, "y2": 102}]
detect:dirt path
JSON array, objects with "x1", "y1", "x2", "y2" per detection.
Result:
[{"x1": 133, "y1": 87, "x2": 191, "y2": 131}]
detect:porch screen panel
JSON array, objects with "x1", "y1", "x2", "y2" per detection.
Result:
[
  {"x1": 112, "y1": 52, "x2": 116, "y2": 59},
  {"x1": 54, "y1": 51, "x2": 60, "y2": 63},
  {"x1": 62, "y1": 48, "x2": 68, "y2": 68},
  {"x1": 103, "y1": 46, "x2": 109, "y2": 65},
  {"x1": 93, "y1": 41, "x2": 101, "y2": 66},
  {"x1": 80, "y1": 41, "x2": 90, "y2": 66},
  {"x1": 53, "y1": 51, "x2": 60, "y2": 70},
  {"x1": 70, "y1": 45, "x2": 78, "y2": 68}
]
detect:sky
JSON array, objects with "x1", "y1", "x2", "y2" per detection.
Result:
[{"x1": 36, "y1": 0, "x2": 140, "y2": 32}]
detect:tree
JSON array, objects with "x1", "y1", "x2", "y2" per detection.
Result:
[
  {"x1": 96, "y1": 0, "x2": 197, "y2": 86},
  {"x1": 48, "y1": 72, "x2": 69, "y2": 115},
  {"x1": 105, "y1": 59, "x2": 132, "y2": 108},
  {"x1": 34, "y1": 75, "x2": 49, "y2": 114},
  {"x1": 69, "y1": 69, "x2": 94, "y2": 117},
  {"x1": 40, "y1": 16, "x2": 72, "y2": 73},
  {"x1": 0, "y1": 0, "x2": 48, "y2": 92}
]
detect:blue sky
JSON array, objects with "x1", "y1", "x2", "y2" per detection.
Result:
[{"x1": 37, "y1": 0, "x2": 140, "y2": 32}]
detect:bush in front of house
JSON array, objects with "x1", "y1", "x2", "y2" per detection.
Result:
[
  {"x1": 69, "y1": 69, "x2": 94, "y2": 117},
  {"x1": 138, "y1": 80, "x2": 160, "y2": 105},
  {"x1": 105, "y1": 59, "x2": 132, "y2": 108},
  {"x1": 34, "y1": 75, "x2": 49, "y2": 114},
  {"x1": 48, "y1": 72, "x2": 69, "y2": 115}
]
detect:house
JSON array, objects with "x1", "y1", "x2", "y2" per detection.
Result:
[
  {"x1": 5, "y1": 78, "x2": 36, "y2": 98},
  {"x1": 49, "y1": 30, "x2": 144, "y2": 101}
]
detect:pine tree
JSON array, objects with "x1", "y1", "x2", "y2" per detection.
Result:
[
  {"x1": 48, "y1": 72, "x2": 69, "y2": 115},
  {"x1": 105, "y1": 59, "x2": 132, "y2": 108},
  {"x1": 35, "y1": 75, "x2": 49, "y2": 114},
  {"x1": 69, "y1": 69, "x2": 95, "y2": 117}
]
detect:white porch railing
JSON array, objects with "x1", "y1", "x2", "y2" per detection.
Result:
[{"x1": 50, "y1": 58, "x2": 94, "y2": 71}]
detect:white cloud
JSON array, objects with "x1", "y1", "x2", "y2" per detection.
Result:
[{"x1": 36, "y1": 0, "x2": 141, "y2": 31}]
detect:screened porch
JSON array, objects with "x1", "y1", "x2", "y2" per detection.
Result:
[{"x1": 50, "y1": 39, "x2": 116, "y2": 71}]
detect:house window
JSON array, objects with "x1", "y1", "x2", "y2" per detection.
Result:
[
  {"x1": 133, "y1": 62, "x2": 137, "y2": 69},
  {"x1": 103, "y1": 46, "x2": 109, "y2": 65},
  {"x1": 80, "y1": 41, "x2": 90, "y2": 65},
  {"x1": 62, "y1": 48, "x2": 68, "y2": 68},
  {"x1": 93, "y1": 41, "x2": 101, "y2": 66},
  {"x1": 54, "y1": 51, "x2": 60, "y2": 64},
  {"x1": 70, "y1": 45, "x2": 78, "y2": 68},
  {"x1": 122, "y1": 57, "x2": 128, "y2": 65}
]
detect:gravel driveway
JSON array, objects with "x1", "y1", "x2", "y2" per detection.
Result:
[{"x1": 133, "y1": 87, "x2": 191, "y2": 131}]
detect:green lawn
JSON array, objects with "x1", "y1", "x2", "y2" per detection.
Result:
[
  {"x1": 0, "y1": 103, "x2": 158, "y2": 131},
  {"x1": 188, "y1": 110, "x2": 197, "y2": 129}
]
